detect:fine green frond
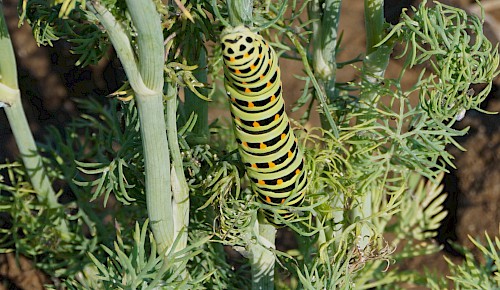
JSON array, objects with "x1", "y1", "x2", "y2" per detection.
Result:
[
  {"x1": 445, "y1": 229, "x2": 500, "y2": 289},
  {"x1": 186, "y1": 145, "x2": 252, "y2": 288},
  {"x1": 178, "y1": 123, "x2": 255, "y2": 247},
  {"x1": 348, "y1": 77, "x2": 468, "y2": 182},
  {"x1": 380, "y1": 0, "x2": 499, "y2": 122},
  {"x1": 0, "y1": 162, "x2": 97, "y2": 277},
  {"x1": 72, "y1": 99, "x2": 145, "y2": 206},
  {"x1": 83, "y1": 220, "x2": 210, "y2": 288},
  {"x1": 393, "y1": 172, "x2": 448, "y2": 242},
  {"x1": 164, "y1": 62, "x2": 211, "y2": 102},
  {"x1": 19, "y1": 1, "x2": 109, "y2": 66},
  {"x1": 205, "y1": 160, "x2": 255, "y2": 245}
]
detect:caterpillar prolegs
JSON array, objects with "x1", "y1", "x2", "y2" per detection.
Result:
[{"x1": 221, "y1": 26, "x2": 307, "y2": 223}]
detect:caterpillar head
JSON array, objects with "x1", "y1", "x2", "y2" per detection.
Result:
[{"x1": 221, "y1": 26, "x2": 262, "y2": 65}]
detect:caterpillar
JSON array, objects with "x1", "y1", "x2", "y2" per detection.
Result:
[{"x1": 221, "y1": 26, "x2": 307, "y2": 223}]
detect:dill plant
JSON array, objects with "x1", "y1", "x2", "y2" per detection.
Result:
[{"x1": 0, "y1": 0, "x2": 498, "y2": 289}]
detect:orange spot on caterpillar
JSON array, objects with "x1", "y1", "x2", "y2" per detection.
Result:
[
  {"x1": 242, "y1": 141, "x2": 248, "y2": 147},
  {"x1": 253, "y1": 121, "x2": 260, "y2": 127},
  {"x1": 230, "y1": 57, "x2": 235, "y2": 62},
  {"x1": 248, "y1": 102, "x2": 254, "y2": 108},
  {"x1": 250, "y1": 64, "x2": 256, "y2": 70},
  {"x1": 252, "y1": 164, "x2": 257, "y2": 169},
  {"x1": 271, "y1": 95, "x2": 276, "y2": 102},
  {"x1": 244, "y1": 53, "x2": 250, "y2": 58},
  {"x1": 260, "y1": 143, "x2": 267, "y2": 149},
  {"x1": 288, "y1": 151, "x2": 293, "y2": 158},
  {"x1": 280, "y1": 199, "x2": 285, "y2": 204},
  {"x1": 266, "y1": 196, "x2": 271, "y2": 203},
  {"x1": 258, "y1": 180, "x2": 266, "y2": 185},
  {"x1": 269, "y1": 162, "x2": 275, "y2": 168},
  {"x1": 281, "y1": 133, "x2": 286, "y2": 139},
  {"x1": 267, "y1": 82, "x2": 272, "y2": 87},
  {"x1": 260, "y1": 75, "x2": 265, "y2": 80},
  {"x1": 295, "y1": 169, "x2": 301, "y2": 175},
  {"x1": 274, "y1": 114, "x2": 280, "y2": 121},
  {"x1": 245, "y1": 88, "x2": 251, "y2": 93},
  {"x1": 277, "y1": 179, "x2": 283, "y2": 185},
  {"x1": 235, "y1": 69, "x2": 241, "y2": 74}
]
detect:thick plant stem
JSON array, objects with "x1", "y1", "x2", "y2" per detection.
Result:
[
  {"x1": 183, "y1": 49, "x2": 209, "y2": 143},
  {"x1": 125, "y1": 0, "x2": 164, "y2": 92},
  {"x1": 166, "y1": 84, "x2": 189, "y2": 254},
  {"x1": 226, "y1": 0, "x2": 253, "y2": 26},
  {"x1": 363, "y1": 0, "x2": 392, "y2": 92},
  {"x1": 309, "y1": 0, "x2": 343, "y2": 234},
  {"x1": 135, "y1": 94, "x2": 174, "y2": 254},
  {"x1": 309, "y1": 0, "x2": 342, "y2": 133},
  {"x1": 125, "y1": 0, "x2": 174, "y2": 253},
  {"x1": 310, "y1": 0, "x2": 342, "y2": 89},
  {"x1": 250, "y1": 220, "x2": 276, "y2": 290},
  {"x1": 0, "y1": 6, "x2": 58, "y2": 209},
  {"x1": 89, "y1": 1, "x2": 175, "y2": 254},
  {"x1": 355, "y1": 0, "x2": 393, "y2": 250}
]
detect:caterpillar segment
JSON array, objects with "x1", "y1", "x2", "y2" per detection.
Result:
[{"x1": 221, "y1": 26, "x2": 307, "y2": 223}]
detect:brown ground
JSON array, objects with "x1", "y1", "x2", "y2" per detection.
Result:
[{"x1": 1, "y1": 0, "x2": 499, "y2": 289}]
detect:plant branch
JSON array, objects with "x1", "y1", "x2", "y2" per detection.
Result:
[
  {"x1": 87, "y1": 2, "x2": 156, "y2": 96},
  {"x1": 362, "y1": 0, "x2": 393, "y2": 95},
  {"x1": 183, "y1": 48, "x2": 209, "y2": 143},
  {"x1": 310, "y1": 0, "x2": 341, "y2": 86},
  {"x1": 125, "y1": 0, "x2": 164, "y2": 92},
  {"x1": 0, "y1": 5, "x2": 59, "y2": 209},
  {"x1": 288, "y1": 31, "x2": 339, "y2": 138},
  {"x1": 249, "y1": 220, "x2": 276, "y2": 290},
  {"x1": 308, "y1": 0, "x2": 343, "y2": 231},
  {"x1": 226, "y1": 0, "x2": 253, "y2": 26},
  {"x1": 88, "y1": 0, "x2": 174, "y2": 254},
  {"x1": 166, "y1": 84, "x2": 190, "y2": 254}
]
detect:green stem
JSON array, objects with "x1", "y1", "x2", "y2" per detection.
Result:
[
  {"x1": 126, "y1": 0, "x2": 174, "y2": 254},
  {"x1": 309, "y1": 0, "x2": 341, "y2": 134},
  {"x1": 87, "y1": 3, "x2": 155, "y2": 97},
  {"x1": 249, "y1": 220, "x2": 276, "y2": 290},
  {"x1": 0, "y1": 5, "x2": 58, "y2": 209},
  {"x1": 353, "y1": 189, "x2": 373, "y2": 250},
  {"x1": 365, "y1": 0, "x2": 385, "y2": 56},
  {"x1": 309, "y1": 0, "x2": 343, "y2": 230},
  {"x1": 226, "y1": 0, "x2": 253, "y2": 26},
  {"x1": 310, "y1": 0, "x2": 341, "y2": 86},
  {"x1": 362, "y1": 0, "x2": 393, "y2": 96},
  {"x1": 88, "y1": 1, "x2": 174, "y2": 254},
  {"x1": 183, "y1": 48, "x2": 209, "y2": 143},
  {"x1": 125, "y1": 0, "x2": 164, "y2": 92},
  {"x1": 166, "y1": 84, "x2": 190, "y2": 254},
  {"x1": 135, "y1": 94, "x2": 173, "y2": 254},
  {"x1": 354, "y1": 0, "x2": 392, "y2": 251},
  {"x1": 288, "y1": 31, "x2": 339, "y2": 138}
]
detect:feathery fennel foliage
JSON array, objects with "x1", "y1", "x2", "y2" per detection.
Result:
[{"x1": 0, "y1": 0, "x2": 499, "y2": 289}]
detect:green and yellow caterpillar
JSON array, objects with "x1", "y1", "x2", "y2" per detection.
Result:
[{"x1": 221, "y1": 26, "x2": 307, "y2": 222}]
